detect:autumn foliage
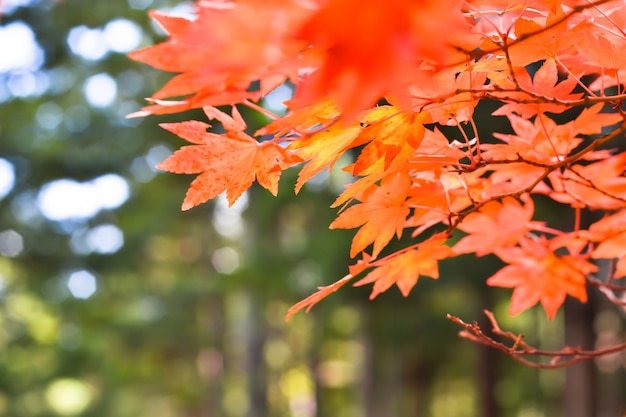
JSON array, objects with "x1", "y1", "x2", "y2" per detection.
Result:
[{"x1": 131, "y1": 0, "x2": 626, "y2": 365}]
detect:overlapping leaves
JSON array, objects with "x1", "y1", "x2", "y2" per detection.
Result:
[{"x1": 133, "y1": 0, "x2": 626, "y2": 321}]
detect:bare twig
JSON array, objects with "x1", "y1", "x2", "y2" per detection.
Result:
[{"x1": 447, "y1": 310, "x2": 626, "y2": 368}]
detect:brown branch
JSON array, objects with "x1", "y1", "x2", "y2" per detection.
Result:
[
  {"x1": 445, "y1": 125, "x2": 624, "y2": 230},
  {"x1": 587, "y1": 274, "x2": 626, "y2": 306},
  {"x1": 447, "y1": 310, "x2": 626, "y2": 368},
  {"x1": 415, "y1": 88, "x2": 626, "y2": 113},
  {"x1": 561, "y1": 166, "x2": 626, "y2": 206}
]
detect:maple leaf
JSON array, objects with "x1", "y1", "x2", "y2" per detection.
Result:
[
  {"x1": 410, "y1": 67, "x2": 488, "y2": 126},
  {"x1": 548, "y1": 231, "x2": 591, "y2": 257},
  {"x1": 258, "y1": 101, "x2": 363, "y2": 192},
  {"x1": 351, "y1": 106, "x2": 430, "y2": 175},
  {"x1": 492, "y1": 59, "x2": 582, "y2": 118},
  {"x1": 577, "y1": 26, "x2": 626, "y2": 74},
  {"x1": 157, "y1": 106, "x2": 302, "y2": 209},
  {"x1": 572, "y1": 103, "x2": 624, "y2": 136},
  {"x1": 285, "y1": 252, "x2": 373, "y2": 321},
  {"x1": 404, "y1": 175, "x2": 466, "y2": 234},
  {"x1": 129, "y1": 0, "x2": 312, "y2": 116},
  {"x1": 293, "y1": 0, "x2": 476, "y2": 118},
  {"x1": 333, "y1": 126, "x2": 466, "y2": 211},
  {"x1": 409, "y1": 127, "x2": 467, "y2": 169},
  {"x1": 329, "y1": 172, "x2": 412, "y2": 258},
  {"x1": 487, "y1": 236, "x2": 595, "y2": 319},
  {"x1": 589, "y1": 210, "x2": 626, "y2": 278},
  {"x1": 547, "y1": 154, "x2": 626, "y2": 209},
  {"x1": 472, "y1": 163, "x2": 551, "y2": 199},
  {"x1": 257, "y1": 101, "x2": 341, "y2": 138},
  {"x1": 289, "y1": 124, "x2": 362, "y2": 193},
  {"x1": 286, "y1": 273, "x2": 356, "y2": 321},
  {"x1": 481, "y1": 113, "x2": 582, "y2": 165},
  {"x1": 353, "y1": 235, "x2": 454, "y2": 299},
  {"x1": 453, "y1": 196, "x2": 541, "y2": 256},
  {"x1": 506, "y1": 12, "x2": 578, "y2": 67},
  {"x1": 270, "y1": 105, "x2": 430, "y2": 194}
]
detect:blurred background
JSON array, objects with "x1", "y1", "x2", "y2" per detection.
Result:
[{"x1": 1, "y1": 0, "x2": 626, "y2": 416}]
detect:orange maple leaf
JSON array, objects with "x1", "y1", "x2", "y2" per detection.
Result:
[
  {"x1": 487, "y1": 236, "x2": 595, "y2": 319},
  {"x1": 353, "y1": 235, "x2": 454, "y2": 299},
  {"x1": 329, "y1": 172, "x2": 412, "y2": 258},
  {"x1": 547, "y1": 154, "x2": 626, "y2": 209},
  {"x1": 577, "y1": 26, "x2": 626, "y2": 74},
  {"x1": 157, "y1": 106, "x2": 301, "y2": 209},
  {"x1": 453, "y1": 196, "x2": 541, "y2": 256},
  {"x1": 129, "y1": 0, "x2": 311, "y2": 116},
  {"x1": 289, "y1": 124, "x2": 362, "y2": 193},
  {"x1": 471, "y1": 163, "x2": 550, "y2": 199},
  {"x1": 285, "y1": 252, "x2": 374, "y2": 321},
  {"x1": 410, "y1": 67, "x2": 488, "y2": 125},
  {"x1": 404, "y1": 176, "x2": 465, "y2": 234},
  {"x1": 265, "y1": 105, "x2": 430, "y2": 193},
  {"x1": 589, "y1": 210, "x2": 626, "y2": 278},
  {"x1": 293, "y1": 0, "x2": 475, "y2": 118},
  {"x1": 482, "y1": 113, "x2": 581, "y2": 165},
  {"x1": 492, "y1": 59, "x2": 582, "y2": 118},
  {"x1": 258, "y1": 101, "x2": 361, "y2": 192},
  {"x1": 572, "y1": 103, "x2": 624, "y2": 136},
  {"x1": 351, "y1": 106, "x2": 430, "y2": 175},
  {"x1": 506, "y1": 11, "x2": 577, "y2": 68},
  {"x1": 285, "y1": 273, "x2": 356, "y2": 321},
  {"x1": 257, "y1": 100, "x2": 341, "y2": 138},
  {"x1": 333, "y1": 126, "x2": 466, "y2": 211}
]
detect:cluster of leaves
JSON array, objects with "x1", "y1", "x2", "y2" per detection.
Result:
[{"x1": 130, "y1": 0, "x2": 626, "y2": 353}]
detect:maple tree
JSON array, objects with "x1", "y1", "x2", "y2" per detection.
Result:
[{"x1": 130, "y1": 0, "x2": 626, "y2": 367}]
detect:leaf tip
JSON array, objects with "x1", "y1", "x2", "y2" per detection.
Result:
[
  {"x1": 181, "y1": 194, "x2": 202, "y2": 211},
  {"x1": 126, "y1": 109, "x2": 151, "y2": 119}
]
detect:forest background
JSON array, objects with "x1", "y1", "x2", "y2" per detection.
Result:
[{"x1": 1, "y1": 0, "x2": 625, "y2": 417}]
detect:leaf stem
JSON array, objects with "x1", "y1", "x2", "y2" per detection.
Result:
[{"x1": 242, "y1": 99, "x2": 280, "y2": 121}]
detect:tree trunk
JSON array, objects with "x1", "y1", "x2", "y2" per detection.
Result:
[
  {"x1": 477, "y1": 324, "x2": 499, "y2": 417},
  {"x1": 563, "y1": 297, "x2": 597, "y2": 417},
  {"x1": 244, "y1": 293, "x2": 268, "y2": 417}
]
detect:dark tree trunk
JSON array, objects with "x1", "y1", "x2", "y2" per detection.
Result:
[
  {"x1": 563, "y1": 297, "x2": 597, "y2": 417},
  {"x1": 476, "y1": 287, "x2": 500, "y2": 417},
  {"x1": 244, "y1": 294, "x2": 268, "y2": 417},
  {"x1": 477, "y1": 318, "x2": 499, "y2": 417}
]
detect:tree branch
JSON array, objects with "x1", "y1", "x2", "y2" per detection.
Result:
[{"x1": 447, "y1": 310, "x2": 626, "y2": 369}]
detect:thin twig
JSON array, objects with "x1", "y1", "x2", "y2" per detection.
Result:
[{"x1": 447, "y1": 310, "x2": 626, "y2": 368}]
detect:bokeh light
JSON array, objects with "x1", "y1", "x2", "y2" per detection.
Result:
[
  {"x1": 0, "y1": 21, "x2": 44, "y2": 73},
  {"x1": 0, "y1": 159, "x2": 15, "y2": 199},
  {"x1": 66, "y1": 270, "x2": 97, "y2": 299},
  {"x1": 83, "y1": 73, "x2": 117, "y2": 108},
  {"x1": 36, "y1": 174, "x2": 130, "y2": 221},
  {"x1": 103, "y1": 19, "x2": 142, "y2": 53}
]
